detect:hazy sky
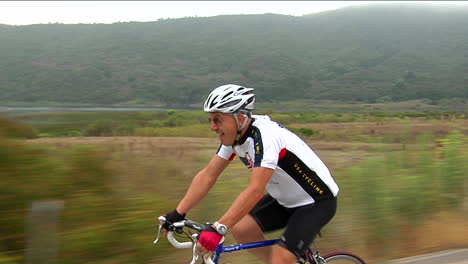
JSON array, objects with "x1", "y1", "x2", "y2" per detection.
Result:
[{"x1": 1, "y1": 1, "x2": 467, "y2": 26}]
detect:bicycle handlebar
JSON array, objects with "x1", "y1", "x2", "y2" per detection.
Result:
[
  {"x1": 167, "y1": 232, "x2": 193, "y2": 249},
  {"x1": 154, "y1": 216, "x2": 218, "y2": 264}
]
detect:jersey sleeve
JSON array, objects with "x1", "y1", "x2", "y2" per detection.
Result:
[{"x1": 216, "y1": 144, "x2": 236, "y2": 161}]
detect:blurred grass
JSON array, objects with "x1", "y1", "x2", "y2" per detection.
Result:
[
  {"x1": 0, "y1": 112, "x2": 467, "y2": 263},
  {"x1": 343, "y1": 131, "x2": 467, "y2": 258}
]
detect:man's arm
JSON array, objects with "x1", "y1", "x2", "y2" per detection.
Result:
[
  {"x1": 176, "y1": 154, "x2": 231, "y2": 214},
  {"x1": 216, "y1": 167, "x2": 274, "y2": 229}
]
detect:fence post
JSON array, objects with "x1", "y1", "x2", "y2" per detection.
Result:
[{"x1": 25, "y1": 200, "x2": 64, "y2": 264}]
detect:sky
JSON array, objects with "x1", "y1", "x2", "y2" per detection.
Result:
[{"x1": 1, "y1": 1, "x2": 467, "y2": 26}]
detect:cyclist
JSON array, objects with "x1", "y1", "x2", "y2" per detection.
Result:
[{"x1": 161, "y1": 84, "x2": 339, "y2": 264}]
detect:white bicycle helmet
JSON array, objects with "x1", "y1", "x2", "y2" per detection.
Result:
[{"x1": 204, "y1": 84, "x2": 255, "y2": 114}]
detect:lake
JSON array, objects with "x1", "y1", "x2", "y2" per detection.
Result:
[{"x1": 0, "y1": 106, "x2": 173, "y2": 114}]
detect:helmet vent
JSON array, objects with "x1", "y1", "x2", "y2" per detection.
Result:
[
  {"x1": 219, "y1": 99, "x2": 241, "y2": 109},
  {"x1": 221, "y1": 91, "x2": 234, "y2": 101},
  {"x1": 205, "y1": 94, "x2": 213, "y2": 105},
  {"x1": 209, "y1": 95, "x2": 219, "y2": 108}
]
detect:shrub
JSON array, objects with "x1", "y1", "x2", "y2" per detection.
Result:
[
  {"x1": 84, "y1": 120, "x2": 116, "y2": 136},
  {"x1": 288, "y1": 127, "x2": 320, "y2": 138},
  {"x1": 0, "y1": 115, "x2": 37, "y2": 139}
]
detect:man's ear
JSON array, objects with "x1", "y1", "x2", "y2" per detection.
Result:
[{"x1": 237, "y1": 113, "x2": 247, "y2": 123}]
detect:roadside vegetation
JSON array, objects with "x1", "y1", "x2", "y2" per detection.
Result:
[
  {"x1": 0, "y1": 109, "x2": 467, "y2": 264},
  {"x1": 7, "y1": 107, "x2": 467, "y2": 139}
]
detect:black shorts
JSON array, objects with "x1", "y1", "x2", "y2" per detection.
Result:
[{"x1": 249, "y1": 194, "x2": 337, "y2": 259}]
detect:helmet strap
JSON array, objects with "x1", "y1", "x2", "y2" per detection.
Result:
[{"x1": 232, "y1": 113, "x2": 250, "y2": 145}]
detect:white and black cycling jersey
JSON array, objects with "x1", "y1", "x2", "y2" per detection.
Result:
[{"x1": 217, "y1": 115, "x2": 339, "y2": 208}]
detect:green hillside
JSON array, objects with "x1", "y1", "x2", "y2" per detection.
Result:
[{"x1": 1, "y1": 3, "x2": 467, "y2": 106}]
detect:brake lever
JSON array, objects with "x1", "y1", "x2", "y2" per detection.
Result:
[
  {"x1": 153, "y1": 216, "x2": 166, "y2": 244},
  {"x1": 189, "y1": 235, "x2": 199, "y2": 264}
]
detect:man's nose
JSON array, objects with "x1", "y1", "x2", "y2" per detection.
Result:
[{"x1": 210, "y1": 121, "x2": 217, "y2": 131}]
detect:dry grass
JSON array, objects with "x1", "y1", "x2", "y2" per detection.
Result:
[{"x1": 291, "y1": 119, "x2": 468, "y2": 141}]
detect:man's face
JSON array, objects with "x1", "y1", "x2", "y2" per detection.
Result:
[{"x1": 208, "y1": 112, "x2": 238, "y2": 146}]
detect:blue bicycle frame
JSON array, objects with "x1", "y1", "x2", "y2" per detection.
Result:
[{"x1": 212, "y1": 239, "x2": 278, "y2": 263}]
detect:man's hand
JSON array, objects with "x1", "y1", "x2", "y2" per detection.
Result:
[
  {"x1": 161, "y1": 209, "x2": 186, "y2": 231},
  {"x1": 196, "y1": 228, "x2": 223, "y2": 255}
]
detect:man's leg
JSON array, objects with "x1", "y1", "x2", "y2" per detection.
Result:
[
  {"x1": 233, "y1": 194, "x2": 290, "y2": 263},
  {"x1": 270, "y1": 245, "x2": 297, "y2": 264},
  {"x1": 231, "y1": 214, "x2": 271, "y2": 263},
  {"x1": 274, "y1": 197, "x2": 338, "y2": 264}
]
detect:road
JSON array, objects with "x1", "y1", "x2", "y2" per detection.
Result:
[{"x1": 386, "y1": 249, "x2": 468, "y2": 264}]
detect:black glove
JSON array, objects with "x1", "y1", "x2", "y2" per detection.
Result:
[{"x1": 162, "y1": 209, "x2": 186, "y2": 230}]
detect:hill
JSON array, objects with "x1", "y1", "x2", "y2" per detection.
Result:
[{"x1": 0, "y1": 3, "x2": 467, "y2": 107}]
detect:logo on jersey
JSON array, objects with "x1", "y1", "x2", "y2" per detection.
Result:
[
  {"x1": 250, "y1": 126, "x2": 264, "y2": 167},
  {"x1": 294, "y1": 163, "x2": 324, "y2": 195},
  {"x1": 240, "y1": 152, "x2": 254, "y2": 170},
  {"x1": 255, "y1": 142, "x2": 261, "y2": 154}
]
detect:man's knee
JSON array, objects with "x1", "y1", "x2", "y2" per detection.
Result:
[
  {"x1": 270, "y1": 245, "x2": 297, "y2": 264},
  {"x1": 230, "y1": 219, "x2": 248, "y2": 235},
  {"x1": 231, "y1": 215, "x2": 271, "y2": 263},
  {"x1": 231, "y1": 214, "x2": 262, "y2": 239},
  {"x1": 230, "y1": 217, "x2": 249, "y2": 237}
]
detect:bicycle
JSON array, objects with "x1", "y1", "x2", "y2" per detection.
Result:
[{"x1": 154, "y1": 216, "x2": 366, "y2": 264}]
